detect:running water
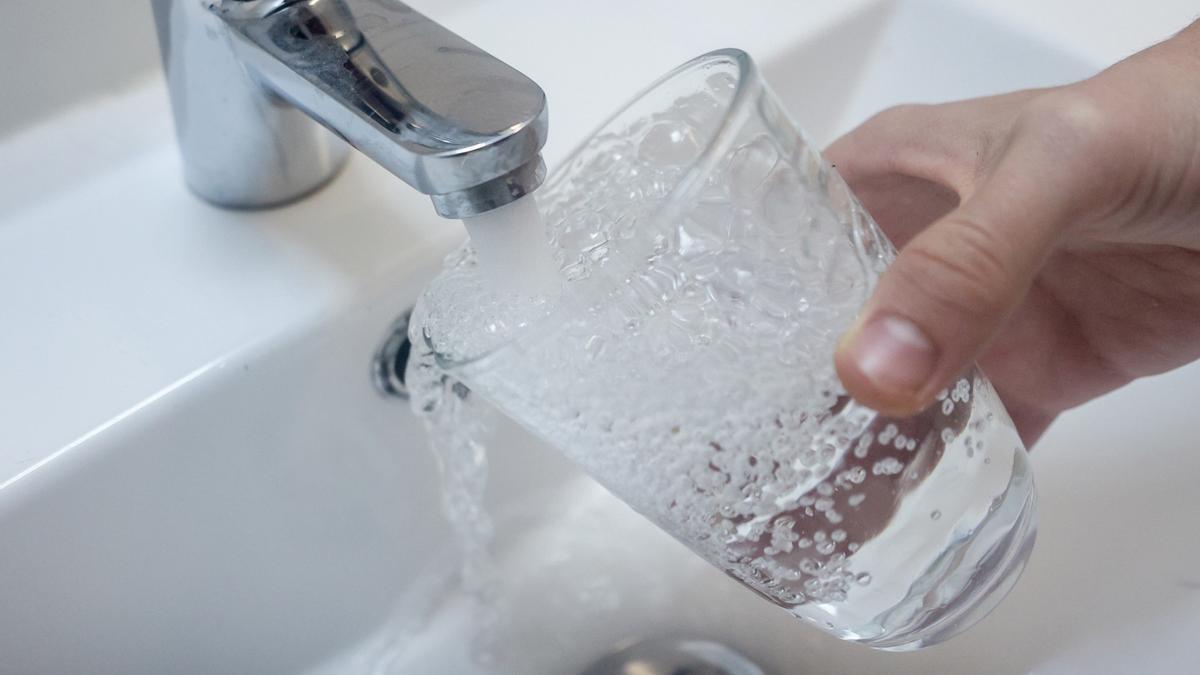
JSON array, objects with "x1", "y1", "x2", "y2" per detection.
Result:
[
  {"x1": 403, "y1": 196, "x2": 562, "y2": 669},
  {"x1": 408, "y1": 62, "x2": 1033, "y2": 651},
  {"x1": 460, "y1": 195, "x2": 559, "y2": 297},
  {"x1": 405, "y1": 337, "x2": 506, "y2": 666}
]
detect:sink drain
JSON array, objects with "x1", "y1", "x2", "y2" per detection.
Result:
[{"x1": 372, "y1": 310, "x2": 412, "y2": 399}]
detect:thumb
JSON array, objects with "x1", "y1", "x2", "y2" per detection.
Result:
[{"x1": 834, "y1": 151, "x2": 1068, "y2": 416}]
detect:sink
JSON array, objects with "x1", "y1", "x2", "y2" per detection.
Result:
[{"x1": 3, "y1": 1, "x2": 1199, "y2": 674}]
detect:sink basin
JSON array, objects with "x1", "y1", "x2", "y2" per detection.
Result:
[{"x1": 3, "y1": 1, "x2": 1199, "y2": 673}]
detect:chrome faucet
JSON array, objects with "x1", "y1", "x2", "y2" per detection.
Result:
[{"x1": 151, "y1": 0, "x2": 548, "y2": 217}]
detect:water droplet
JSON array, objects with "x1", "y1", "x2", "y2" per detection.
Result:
[
  {"x1": 637, "y1": 120, "x2": 701, "y2": 166},
  {"x1": 728, "y1": 135, "x2": 779, "y2": 201},
  {"x1": 930, "y1": 510, "x2": 942, "y2": 521},
  {"x1": 706, "y1": 71, "x2": 737, "y2": 94},
  {"x1": 879, "y1": 424, "x2": 898, "y2": 443},
  {"x1": 761, "y1": 167, "x2": 808, "y2": 234},
  {"x1": 872, "y1": 457, "x2": 904, "y2": 476}
]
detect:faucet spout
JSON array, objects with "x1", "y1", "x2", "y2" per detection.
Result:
[{"x1": 153, "y1": 0, "x2": 548, "y2": 217}]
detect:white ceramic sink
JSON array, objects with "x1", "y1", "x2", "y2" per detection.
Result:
[{"x1": 3, "y1": 1, "x2": 1199, "y2": 673}]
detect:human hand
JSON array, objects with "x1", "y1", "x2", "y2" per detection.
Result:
[{"x1": 827, "y1": 21, "x2": 1200, "y2": 444}]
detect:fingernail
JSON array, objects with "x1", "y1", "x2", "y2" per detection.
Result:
[{"x1": 845, "y1": 314, "x2": 938, "y2": 395}]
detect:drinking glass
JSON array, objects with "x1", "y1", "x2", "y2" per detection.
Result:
[{"x1": 413, "y1": 48, "x2": 1036, "y2": 651}]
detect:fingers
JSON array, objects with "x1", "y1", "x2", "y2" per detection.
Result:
[
  {"x1": 825, "y1": 92, "x2": 1047, "y2": 247},
  {"x1": 826, "y1": 103, "x2": 975, "y2": 191},
  {"x1": 834, "y1": 131, "x2": 1073, "y2": 416},
  {"x1": 826, "y1": 104, "x2": 979, "y2": 247}
]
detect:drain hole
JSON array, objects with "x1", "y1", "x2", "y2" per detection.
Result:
[
  {"x1": 392, "y1": 334, "x2": 411, "y2": 387},
  {"x1": 373, "y1": 310, "x2": 412, "y2": 399}
]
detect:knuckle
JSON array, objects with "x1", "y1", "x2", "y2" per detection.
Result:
[
  {"x1": 894, "y1": 218, "x2": 1012, "y2": 321},
  {"x1": 830, "y1": 104, "x2": 938, "y2": 179},
  {"x1": 866, "y1": 104, "x2": 977, "y2": 188},
  {"x1": 1016, "y1": 90, "x2": 1120, "y2": 163},
  {"x1": 869, "y1": 105, "x2": 934, "y2": 148},
  {"x1": 853, "y1": 104, "x2": 934, "y2": 152}
]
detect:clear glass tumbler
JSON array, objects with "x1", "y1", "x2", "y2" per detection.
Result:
[{"x1": 414, "y1": 48, "x2": 1036, "y2": 651}]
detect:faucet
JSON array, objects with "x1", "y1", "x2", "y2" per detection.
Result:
[{"x1": 151, "y1": 0, "x2": 548, "y2": 218}]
